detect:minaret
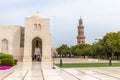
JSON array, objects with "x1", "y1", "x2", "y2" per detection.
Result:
[{"x1": 77, "y1": 17, "x2": 85, "y2": 44}]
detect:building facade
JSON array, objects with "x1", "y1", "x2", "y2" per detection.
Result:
[
  {"x1": 77, "y1": 17, "x2": 86, "y2": 44},
  {"x1": 0, "y1": 13, "x2": 51, "y2": 62}
]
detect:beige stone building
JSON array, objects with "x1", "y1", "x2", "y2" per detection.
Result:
[{"x1": 0, "y1": 13, "x2": 51, "y2": 62}]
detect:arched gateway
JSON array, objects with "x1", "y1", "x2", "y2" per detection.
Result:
[
  {"x1": 32, "y1": 37, "x2": 42, "y2": 61},
  {"x1": 23, "y1": 12, "x2": 51, "y2": 62}
]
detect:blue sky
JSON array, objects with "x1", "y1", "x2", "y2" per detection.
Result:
[{"x1": 0, "y1": 0, "x2": 120, "y2": 48}]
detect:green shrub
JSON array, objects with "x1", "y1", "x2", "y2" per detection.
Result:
[
  {"x1": 0, "y1": 53, "x2": 14, "y2": 66},
  {"x1": 0, "y1": 59, "x2": 14, "y2": 66},
  {"x1": 14, "y1": 59, "x2": 18, "y2": 65},
  {"x1": 0, "y1": 53, "x2": 14, "y2": 59}
]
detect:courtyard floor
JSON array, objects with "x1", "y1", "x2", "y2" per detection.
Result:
[{"x1": 0, "y1": 62, "x2": 120, "y2": 80}]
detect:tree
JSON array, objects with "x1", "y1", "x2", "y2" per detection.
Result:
[
  {"x1": 70, "y1": 44, "x2": 91, "y2": 57},
  {"x1": 70, "y1": 45, "x2": 78, "y2": 57},
  {"x1": 100, "y1": 32, "x2": 120, "y2": 59},
  {"x1": 92, "y1": 39, "x2": 106, "y2": 58},
  {"x1": 57, "y1": 44, "x2": 70, "y2": 57},
  {"x1": 56, "y1": 31, "x2": 120, "y2": 60}
]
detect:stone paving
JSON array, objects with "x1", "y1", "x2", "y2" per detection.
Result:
[
  {"x1": 60, "y1": 67, "x2": 120, "y2": 80},
  {"x1": 0, "y1": 62, "x2": 120, "y2": 80}
]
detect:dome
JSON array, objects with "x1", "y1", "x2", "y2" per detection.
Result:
[{"x1": 32, "y1": 12, "x2": 44, "y2": 18}]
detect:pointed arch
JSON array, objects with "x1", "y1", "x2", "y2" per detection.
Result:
[
  {"x1": 1, "y1": 39, "x2": 8, "y2": 53},
  {"x1": 32, "y1": 37, "x2": 42, "y2": 61}
]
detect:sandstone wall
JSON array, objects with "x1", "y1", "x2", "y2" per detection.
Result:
[{"x1": 0, "y1": 26, "x2": 22, "y2": 60}]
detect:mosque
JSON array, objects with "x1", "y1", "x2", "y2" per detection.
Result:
[{"x1": 0, "y1": 12, "x2": 51, "y2": 62}]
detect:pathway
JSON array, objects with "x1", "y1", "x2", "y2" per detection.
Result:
[{"x1": 1, "y1": 62, "x2": 120, "y2": 80}]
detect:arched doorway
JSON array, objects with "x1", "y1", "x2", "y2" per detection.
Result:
[{"x1": 32, "y1": 37, "x2": 42, "y2": 61}]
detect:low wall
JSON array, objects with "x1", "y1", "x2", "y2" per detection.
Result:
[{"x1": 54, "y1": 58, "x2": 108, "y2": 63}]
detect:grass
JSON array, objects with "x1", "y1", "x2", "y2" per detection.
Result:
[{"x1": 55, "y1": 62, "x2": 120, "y2": 68}]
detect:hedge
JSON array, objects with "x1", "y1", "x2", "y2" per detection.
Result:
[
  {"x1": 0, "y1": 59, "x2": 14, "y2": 66},
  {"x1": 0, "y1": 53, "x2": 14, "y2": 59},
  {"x1": 0, "y1": 53, "x2": 15, "y2": 66},
  {"x1": 14, "y1": 59, "x2": 18, "y2": 65}
]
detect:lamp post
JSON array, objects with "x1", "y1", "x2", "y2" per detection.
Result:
[
  {"x1": 60, "y1": 54, "x2": 62, "y2": 67},
  {"x1": 109, "y1": 57, "x2": 112, "y2": 66},
  {"x1": 52, "y1": 53, "x2": 56, "y2": 69}
]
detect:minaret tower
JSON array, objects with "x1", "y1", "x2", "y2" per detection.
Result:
[{"x1": 77, "y1": 17, "x2": 85, "y2": 44}]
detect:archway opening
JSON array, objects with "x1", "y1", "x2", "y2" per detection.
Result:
[{"x1": 32, "y1": 37, "x2": 42, "y2": 62}]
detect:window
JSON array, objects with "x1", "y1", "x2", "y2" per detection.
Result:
[
  {"x1": 34, "y1": 23, "x2": 41, "y2": 30},
  {"x1": 38, "y1": 24, "x2": 41, "y2": 29},
  {"x1": 34, "y1": 24, "x2": 37, "y2": 29}
]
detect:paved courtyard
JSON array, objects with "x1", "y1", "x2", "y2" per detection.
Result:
[
  {"x1": 0, "y1": 62, "x2": 120, "y2": 80},
  {"x1": 59, "y1": 67, "x2": 120, "y2": 80}
]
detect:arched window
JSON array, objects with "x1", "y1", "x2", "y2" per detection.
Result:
[
  {"x1": 34, "y1": 24, "x2": 37, "y2": 29},
  {"x1": 1, "y1": 39, "x2": 8, "y2": 53},
  {"x1": 34, "y1": 23, "x2": 41, "y2": 30},
  {"x1": 38, "y1": 24, "x2": 41, "y2": 29}
]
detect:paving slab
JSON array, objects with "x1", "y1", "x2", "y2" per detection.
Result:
[
  {"x1": 1, "y1": 62, "x2": 120, "y2": 80},
  {"x1": 62, "y1": 67, "x2": 120, "y2": 80}
]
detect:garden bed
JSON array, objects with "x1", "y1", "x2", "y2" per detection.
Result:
[{"x1": 0, "y1": 66, "x2": 11, "y2": 70}]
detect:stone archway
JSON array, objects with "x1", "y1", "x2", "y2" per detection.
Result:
[{"x1": 32, "y1": 37, "x2": 42, "y2": 61}]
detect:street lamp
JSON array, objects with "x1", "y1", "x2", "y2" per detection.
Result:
[
  {"x1": 60, "y1": 54, "x2": 62, "y2": 67},
  {"x1": 109, "y1": 57, "x2": 112, "y2": 66},
  {"x1": 52, "y1": 53, "x2": 56, "y2": 69}
]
